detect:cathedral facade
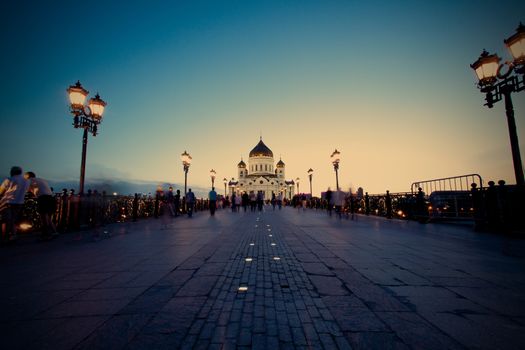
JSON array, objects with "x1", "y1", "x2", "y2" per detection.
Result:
[{"x1": 228, "y1": 138, "x2": 295, "y2": 199}]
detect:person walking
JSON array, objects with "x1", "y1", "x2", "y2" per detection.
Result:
[
  {"x1": 325, "y1": 188, "x2": 333, "y2": 217},
  {"x1": 257, "y1": 191, "x2": 264, "y2": 211},
  {"x1": 0, "y1": 166, "x2": 30, "y2": 242},
  {"x1": 242, "y1": 192, "x2": 249, "y2": 212},
  {"x1": 231, "y1": 193, "x2": 237, "y2": 212},
  {"x1": 333, "y1": 190, "x2": 342, "y2": 219},
  {"x1": 277, "y1": 192, "x2": 283, "y2": 210},
  {"x1": 25, "y1": 171, "x2": 57, "y2": 239},
  {"x1": 166, "y1": 186, "x2": 175, "y2": 217},
  {"x1": 301, "y1": 194, "x2": 307, "y2": 211},
  {"x1": 364, "y1": 192, "x2": 370, "y2": 216},
  {"x1": 235, "y1": 192, "x2": 242, "y2": 212},
  {"x1": 416, "y1": 187, "x2": 426, "y2": 223},
  {"x1": 186, "y1": 188, "x2": 196, "y2": 217},
  {"x1": 250, "y1": 192, "x2": 257, "y2": 212},
  {"x1": 209, "y1": 187, "x2": 217, "y2": 216},
  {"x1": 385, "y1": 190, "x2": 393, "y2": 219},
  {"x1": 174, "y1": 189, "x2": 181, "y2": 217}
]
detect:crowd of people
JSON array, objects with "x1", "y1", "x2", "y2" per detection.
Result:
[
  {"x1": 0, "y1": 166, "x2": 57, "y2": 242},
  {"x1": 219, "y1": 190, "x2": 284, "y2": 213},
  {"x1": 0, "y1": 165, "x2": 424, "y2": 244},
  {"x1": 4, "y1": 164, "x2": 516, "y2": 242}
]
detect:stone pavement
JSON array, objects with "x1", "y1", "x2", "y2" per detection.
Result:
[{"x1": 1, "y1": 207, "x2": 525, "y2": 349}]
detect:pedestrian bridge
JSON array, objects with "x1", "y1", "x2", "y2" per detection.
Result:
[{"x1": 1, "y1": 208, "x2": 524, "y2": 349}]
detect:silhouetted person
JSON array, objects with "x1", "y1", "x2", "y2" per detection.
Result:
[
  {"x1": 235, "y1": 192, "x2": 241, "y2": 211},
  {"x1": 385, "y1": 190, "x2": 392, "y2": 219},
  {"x1": 416, "y1": 187, "x2": 426, "y2": 223},
  {"x1": 349, "y1": 194, "x2": 357, "y2": 221},
  {"x1": 486, "y1": 181, "x2": 499, "y2": 230},
  {"x1": 25, "y1": 171, "x2": 57, "y2": 239},
  {"x1": 174, "y1": 189, "x2": 181, "y2": 216},
  {"x1": 325, "y1": 188, "x2": 333, "y2": 216},
  {"x1": 242, "y1": 192, "x2": 249, "y2": 212},
  {"x1": 0, "y1": 166, "x2": 29, "y2": 242},
  {"x1": 209, "y1": 187, "x2": 217, "y2": 216},
  {"x1": 70, "y1": 189, "x2": 80, "y2": 230},
  {"x1": 257, "y1": 191, "x2": 264, "y2": 211},
  {"x1": 231, "y1": 193, "x2": 237, "y2": 212},
  {"x1": 186, "y1": 189, "x2": 196, "y2": 217},
  {"x1": 364, "y1": 192, "x2": 370, "y2": 215},
  {"x1": 166, "y1": 186, "x2": 175, "y2": 217}
]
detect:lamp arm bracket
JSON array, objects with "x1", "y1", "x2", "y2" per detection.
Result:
[{"x1": 497, "y1": 62, "x2": 514, "y2": 80}]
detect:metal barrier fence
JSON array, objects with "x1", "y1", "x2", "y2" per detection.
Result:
[{"x1": 411, "y1": 174, "x2": 483, "y2": 194}]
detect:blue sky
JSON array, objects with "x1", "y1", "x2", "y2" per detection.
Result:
[{"x1": 1, "y1": 0, "x2": 524, "y2": 194}]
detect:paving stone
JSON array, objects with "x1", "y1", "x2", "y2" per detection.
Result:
[
  {"x1": 76, "y1": 314, "x2": 152, "y2": 350},
  {"x1": 346, "y1": 331, "x2": 409, "y2": 350},
  {"x1": 376, "y1": 312, "x2": 462, "y2": 350},
  {"x1": 238, "y1": 327, "x2": 252, "y2": 346},
  {"x1": 34, "y1": 316, "x2": 108, "y2": 350},
  {"x1": 125, "y1": 332, "x2": 184, "y2": 350},
  {"x1": 302, "y1": 262, "x2": 335, "y2": 276},
  {"x1": 176, "y1": 276, "x2": 218, "y2": 296}
]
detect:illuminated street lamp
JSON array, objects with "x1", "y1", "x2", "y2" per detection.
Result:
[
  {"x1": 210, "y1": 169, "x2": 216, "y2": 187},
  {"x1": 471, "y1": 23, "x2": 525, "y2": 186},
  {"x1": 296, "y1": 177, "x2": 300, "y2": 195},
  {"x1": 181, "y1": 151, "x2": 192, "y2": 196},
  {"x1": 307, "y1": 168, "x2": 314, "y2": 196},
  {"x1": 331, "y1": 149, "x2": 341, "y2": 191},
  {"x1": 67, "y1": 81, "x2": 107, "y2": 195},
  {"x1": 223, "y1": 178, "x2": 228, "y2": 196}
]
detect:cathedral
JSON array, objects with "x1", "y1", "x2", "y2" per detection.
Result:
[{"x1": 228, "y1": 138, "x2": 295, "y2": 199}]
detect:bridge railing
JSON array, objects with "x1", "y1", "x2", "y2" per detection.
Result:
[
  {"x1": 359, "y1": 192, "x2": 415, "y2": 219},
  {"x1": 12, "y1": 192, "x2": 213, "y2": 234}
]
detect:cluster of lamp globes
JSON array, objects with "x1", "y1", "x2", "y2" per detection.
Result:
[
  {"x1": 470, "y1": 23, "x2": 525, "y2": 89},
  {"x1": 67, "y1": 81, "x2": 107, "y2": 136}
]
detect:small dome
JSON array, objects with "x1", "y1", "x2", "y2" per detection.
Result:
[
  {"x1": 276, "y1": 159, "x2": 285, "y2": 167},
  {"x1": 249, "y1": 138, "x2": 273, "y2": 158},
  {"x1": 238, "y1": 159, "x2": 246, "y2": 168}
]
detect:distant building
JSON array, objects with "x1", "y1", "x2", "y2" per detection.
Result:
[{"x1": 229, "y1": 138, "x2": 295, "y2": 199}]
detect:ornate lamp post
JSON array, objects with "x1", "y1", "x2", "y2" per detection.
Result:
[
  {"x1": 307, "y1": 168, "x2": 314, "y2": 196},
  {"x1": 471, "y1": 23, "x2": 525, "y2": 185},
  {"x1": 223, "y1": 178, "x2": 228, "y2": 196},
  {"x1": 331, "y1": 149, "x2": 341, "y2": 191},
  {"x1": 210, "y1": 169, "x2": 216, "y2": 188},
  {"x1": 67, "y1": 81, "x2": 107, "y2": 195},
  {"x1": 296, "y1": 177, "x2": 300, "y2": 195},
  {"x1": 181, "y1": 151, "x2": 192, "y2": 196}
]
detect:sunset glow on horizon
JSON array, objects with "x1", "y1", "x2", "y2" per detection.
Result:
[{"x1": 1, "y1": 1, "x2": 524, "y2": 195}]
